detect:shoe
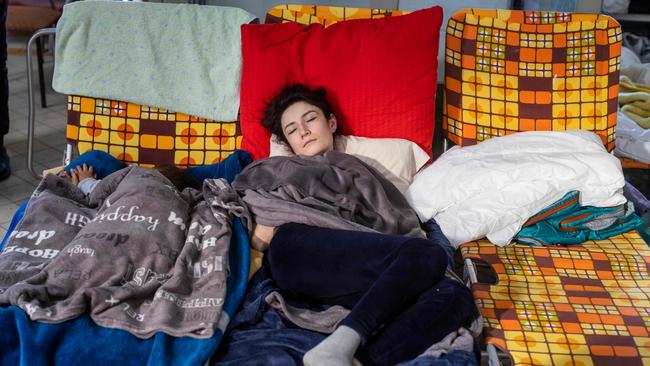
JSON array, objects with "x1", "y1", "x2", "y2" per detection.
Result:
[{"x1": 0, "y1": 147, "x2": 10, "y2": 182}]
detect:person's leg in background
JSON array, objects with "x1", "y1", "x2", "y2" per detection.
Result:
[{"x1": 0, "y1": 0, "x2": 10, "y2": 181}]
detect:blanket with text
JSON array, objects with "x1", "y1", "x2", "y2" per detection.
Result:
[{"x1": 0, "y1": 167, "x2": 246, "y2": 339}]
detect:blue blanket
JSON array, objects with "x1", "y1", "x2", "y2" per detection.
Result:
[{"x1": 0, "y1": 150, "x2": 252, "y2": 366}]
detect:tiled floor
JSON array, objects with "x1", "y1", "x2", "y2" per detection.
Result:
[{"x1": 0, "y1": 39, "x2": 68, "y2": 239}]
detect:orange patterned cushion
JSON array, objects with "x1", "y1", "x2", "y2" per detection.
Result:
[
  {"x1": 443, "y1": 9, "x2": 622, "y2": 151},
  {"x1": 66, "y1": 95, "x2": 242, "y2": 167}
]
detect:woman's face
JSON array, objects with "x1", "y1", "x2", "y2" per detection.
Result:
[{"x1": 280, "y1": 101, "x2": 337, "y2": 156}]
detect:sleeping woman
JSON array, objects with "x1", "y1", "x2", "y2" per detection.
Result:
[{"x1": 236, "y1": 84, "x2": 476, "y2": 366}]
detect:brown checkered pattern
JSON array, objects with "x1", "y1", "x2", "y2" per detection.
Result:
[
  {"x1": 66, "y1": 96, "x2": 241, "y2": 168},
  {"x1": 443, "y1": 9, "x2": 621, "y2": 151}
]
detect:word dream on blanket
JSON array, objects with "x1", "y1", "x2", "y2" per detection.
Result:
[{"x1": 0, "y1": 166, "x2": 248, "y2": 339}]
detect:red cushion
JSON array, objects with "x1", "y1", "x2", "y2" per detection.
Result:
[{"x1": 240, "y1": 6, "x2": 443, "y2": 160}]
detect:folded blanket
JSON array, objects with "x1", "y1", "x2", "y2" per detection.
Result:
[
  {"x1": 619, "y1": 75, "x2": 650, "y2": 128},
  {"x1": 515, "y1": 191, "x2": 641, "y2": 246},
  {"x1": 53, "y1": 2, "x2": 256, "y2": 121},
  {"x1": 232, "y1": 151, "x2": 424, "y2": 238},
  {"x1": 0, "y1": 167, "x2": 246, "y2": 339}
]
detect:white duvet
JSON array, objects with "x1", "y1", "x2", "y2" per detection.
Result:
[{"x1": 405, "y1": 131, "x2": 626, "y2": 247}]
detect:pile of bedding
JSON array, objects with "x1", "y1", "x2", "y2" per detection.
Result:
[{"x1": 405, "y1": 131, "x2": 632, "y2": 247}]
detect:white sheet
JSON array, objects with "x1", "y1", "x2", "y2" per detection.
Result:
[
  {"x1": 405, "y1": 131, "x2": 626, "y2": 247},
  {"x1": 614, "y1": 111, "x2": 650, "y2": 164}
]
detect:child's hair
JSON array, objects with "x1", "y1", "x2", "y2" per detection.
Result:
[
  {"x1": 155, "y1": 165, "x2": 199, "y2": 191},
  {"x1": 261, "y1": 83, "x2": 338, "y2": 146}
]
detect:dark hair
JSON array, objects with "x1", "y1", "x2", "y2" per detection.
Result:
[
  {"x1": 155, "y1": 165, "x2": 199, "y2": 191},
  {"x1": 261, "y1": 83, "x2": 337, "y2": 146}
]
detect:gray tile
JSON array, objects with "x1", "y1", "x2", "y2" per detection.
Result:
[
  {"x1": 7, "y1": 139, "x2": 50, "y2": 155},
  {"x1": 35, "y1": 125, "x2": 66, "y2": 142},
  {"x1": 0, "y1": 202, "x2": 20, "y2": 224},
  {"x1": 42, "y1": 116, "x2": 68, "y2": 129},
  {"x1": 0, "y1": 173, "x2": 28, "y2": 190},
  {"x1": 4, "y1": 148, "x2": 19, "y2": 158},
  {"x1": 32, "y1": 147, "x2": 65, "y2": 164},
  {"x1": 0, "y1": 196, "x2": 11, "y2": 206},
  {"x1": 2, "y1": 183, "x2": 36, "y2": 204},
  {"x1": 8, "y1": 155, "x2": 28, "y2": 172},
  {"x1": 12, "y1": 169, "x2": 42, "y2": 186},
  {"x1": 3, "y1": 130, "x2": 27, "y2": 144}
]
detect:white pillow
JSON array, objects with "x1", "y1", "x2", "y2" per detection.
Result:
[{"x1": 270, "y1": 135, "x2": 430, "y2": 193}]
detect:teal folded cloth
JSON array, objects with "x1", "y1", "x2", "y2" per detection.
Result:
[
  {"x1": 639, "y1": 212, "x2": 650, "y2": 244},
  {"x1": 515, "y1": 191, "x2": 642, "y2": 246}
]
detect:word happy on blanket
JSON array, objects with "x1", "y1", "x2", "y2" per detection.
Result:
[{"x1": 92, "y1": 205, "x2": 160, "y2": 231}]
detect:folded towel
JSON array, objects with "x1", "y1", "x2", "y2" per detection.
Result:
[
  {"x1": 53, "y1": 2, "x2": 256, "y2": 121},
  {"x1": 618, "y1": 75, "x2": 650, "y2": 128}
]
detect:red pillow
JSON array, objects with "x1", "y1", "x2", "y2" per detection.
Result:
[{"x1": 240, "y1": 6, "x2": 443, "y2": 160}]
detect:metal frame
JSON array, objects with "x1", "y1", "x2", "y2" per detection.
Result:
[
  {"x1": 27, "y1": 27, "x2": 73, "y2": 179},
  {"x1": 465, "y1": 256, "x2": 507, "y2": 366}
]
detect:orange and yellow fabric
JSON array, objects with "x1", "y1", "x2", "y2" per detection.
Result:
[
  {"x1": 446, "y1": 10, "x2": 650, "y2": 365},
  {"x1": 443, "y1": 9, "x2": 622, "y2": 151},
  {"x1": 462, "y1": 233, "x2": 650, "y2": 366},
  {"x1": 66, "y1": 96, "x2": 242, "y2": 168},
  {"x1": 265, "y1": 4, "x2": 407, "y2": 24}
]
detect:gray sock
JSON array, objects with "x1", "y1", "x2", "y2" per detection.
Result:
[{"x1": 303, "y1": 325, "x2": 361, "y2": 366}]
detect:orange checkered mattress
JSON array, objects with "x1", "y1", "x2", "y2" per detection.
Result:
[
  {"x1": 461, "y1": 231, "x2": 650, "y2": 365},
  {"x1": 65, "y1": 95, "x2": 243, "y2": 167}
]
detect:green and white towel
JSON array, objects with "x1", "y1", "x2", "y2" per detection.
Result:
[{"x1": 53, "y1": 1, "x2": 256, "y2": 121}]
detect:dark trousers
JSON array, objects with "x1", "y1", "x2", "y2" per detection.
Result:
[
  {"x1": 265, "y1": 223, "x2": 475, "y2": 366},
  {"x1": 0, "y1": 0, "x2": 8, "y2": 140}
]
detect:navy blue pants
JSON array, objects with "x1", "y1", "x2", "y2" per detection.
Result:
[{"x1": 265, "y1": 223, "x2": 475, "y2": 366}]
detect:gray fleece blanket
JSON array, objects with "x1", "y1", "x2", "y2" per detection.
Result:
[
  {"x1": 0, "y1": 167, "x2": 246, "y2": 339},
  {"x1": 232, "y1": 151, "x2": 424, "y2": 238}
]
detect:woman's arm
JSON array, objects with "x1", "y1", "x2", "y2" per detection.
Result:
[{"x1": 250, "y1": 223, "x2": 276, "y2": 252}]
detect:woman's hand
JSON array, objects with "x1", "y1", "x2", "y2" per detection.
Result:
[{"x1": 250, "y1": 223, "x2": 276, "y2": 252}]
